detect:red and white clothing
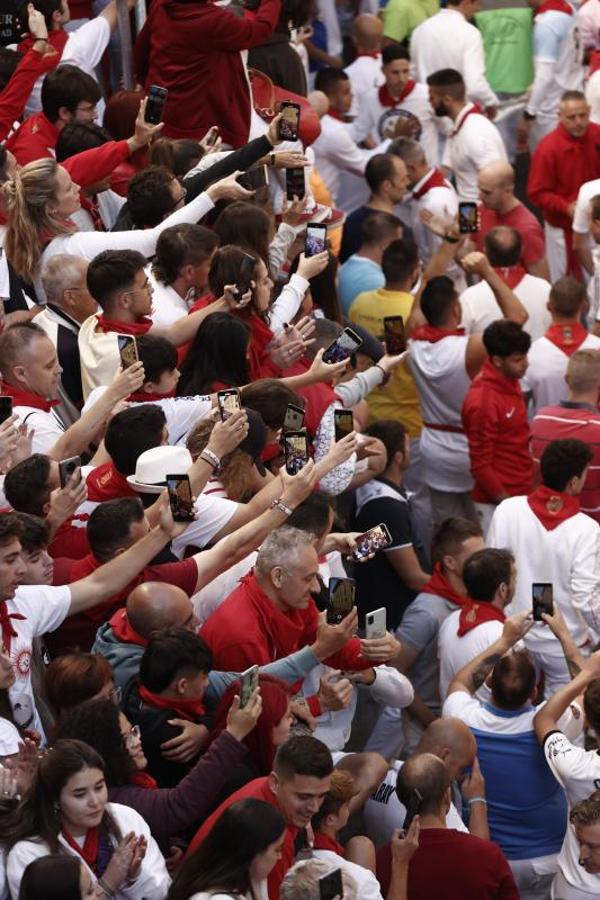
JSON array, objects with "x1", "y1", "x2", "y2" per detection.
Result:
[
  {"x1": 352, "y1": 81, "x2": 440, "y2": 167},
  {"x1": 409, "y1": 7, "x2": 498, "y2": 110},
  {"x1": 0, "y1": 382, "x2": 65, "y2": 456},
  {"x1": 442, "y1": 103, "x2": 508, "y2": 201},
  {"x1": 438, "y1": 604, "x2": 505, "y2": 702},
  {"x1": 459, "y1": 269, "x2": 551, "y2": 341},
  {"x1": 409, "y1": 167, "x2": 459, "y2": 264},
  {"x1": 344, "y1": 53, "x2": 384, "y2": 119},
  {"x1": 522, "y1": 323, "x2": 600, "y2": 414},
  {"x1": 475, "y1": 202, "x2": 546, "y2": 272},
  {"x1": 531, "y1": 401, "x2": 600, "y2": 522},
  {"x1": 147, "y1": 268, "x2": 192, "y2": 328}
]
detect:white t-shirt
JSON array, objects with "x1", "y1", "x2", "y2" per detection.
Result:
[
  {"x1": 11, "y1": 405, "x2": 65, "y2": 456},
  {"x1": 522, "y1": 332, "x2": 600, "y2": 415},
  {"x1": 313, "y1": 849, "x2": 384, "y2": 899},
  {"x1": 438, "y1": 613, "x2": 503, "y2": 703},
  {"x1": 0, "y1": 718, "x2": 21, "y2": 756},
  {"x1": 572, "y1": 178, "x2": 600, "y2": 236},
  {"x1": 147, "y1": 267, "x2": 192, "y2": 328},
  {"x1": 459, "y1": 273, "x2": 552, "y2": 342},
  {"x1": 442, "y1": 104, "x2": 508, "y2": 202},
  {"x1": 345, "y1": 54, "x2": 384, "y2": 118},
  {"x1": 171, "y1": 492, "x2": 239, "y2": 559}
]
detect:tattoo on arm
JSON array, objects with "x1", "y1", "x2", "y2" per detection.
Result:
[
  {"x1": 566, "y1": 654, "x2": 582, "y2": 680},
  {"x1": 470, "y1": 653, "x2": 502, "y2": 691}
]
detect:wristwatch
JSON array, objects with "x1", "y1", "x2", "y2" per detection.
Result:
[{"x1": 271, "y1": 497, "x2": 293, "y2": 516}]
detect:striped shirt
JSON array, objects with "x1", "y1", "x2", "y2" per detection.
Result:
[{"x1": 530, "y1": 401, "x2": 600, "y2": 521}]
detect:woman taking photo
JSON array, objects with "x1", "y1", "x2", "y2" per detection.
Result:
[
  {"x1": 2, "y1": 739, "x2": 171, "y2": 899},
  {"x1": 167, "y1": 798, "x2": 285, "y2": 900}
]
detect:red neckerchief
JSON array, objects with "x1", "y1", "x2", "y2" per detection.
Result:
[
  {"x1": 358, "y1": 51, "x2": 380, "y2": 59},
  {"x1": 109, "y1": 609, "x2": 147, "y2": 647},
  {"x1": 534, "y1": 0, "x2": 573, "y2": 16},
  {"x1": 129, "y1": 771, "x2": 158, "y2": 790},
  {"x1": 18, "y1": 29, "x2": 69, "y2": 54},
  {"x1": 0, "y1": 601, "x2": 25, "y2": 655},
  {"x1": 527, "y1": 484, "x2": 580, "y2": 531},
  {"x1": 62, "y1": 827, "x2": 100, "y2": 871},
  {"x1": 313, "y1": 832, "x2": 345, "y2": 857},
  {"x1": 86, "y1": 462, "x2": 138, "y2": 502},
  {"x1": 0, "y1": 380, "x2": 59, "y2": 412},
  {"x1": 421, "y1": 562, "x2": 468, "y2": 608},
  {"x1": 494, "y1": 265, "x2": 527, "y2": 290},
  {"x1": 129, "y1": 389, "x2": 175, "y2": 403},
  {"x1": 80, "y1": 195, "x2": 104, "y2": 232},
  {"x1": 410, "y1": 325, "x2": 465, "y2": 343},
  {"x1": 477, "y1": 358, "x2": 523, "y2": 399},
  {"x1": 412, "y1": 168, "x2": 448, "y2": 200},
  {"x1": 327, "y1": 109, "x2": 349, "y2": 122},
  {"x1": 544, "y1": 322, "x2": 588, "y2": 357},
  {"x1": 458, "y1": 601, "x2": 505, "y2": 637},
  {"x1": 378, "y1": 80, "x2": 416, "y2": 108},
  {"x1": 95, "y1": 315, "x2": 152, "y2": 336},
  {"x1": 139, "y1": 684, "x2": 205, "y2": 721},
  {"x1": 451, "y1": 103, "x2": 482, "y2": 136}
]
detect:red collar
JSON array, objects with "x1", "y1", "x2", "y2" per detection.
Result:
[
  {"x1": 421, "y1": 563, "x2": 468, "y2": 608},
  {"x1": 451, "y1": 103, "x2": 482, "y2": 136},
  {"x1": 109, "y1": 609, "x2": 147, "y2": 647},
  {"x1": 412, "y1": 168, "x2": 448, "y2": 200},
  {"x1": 313, "y1": 832, "x2": 345, "y2": 856},
  {"x1": 240, "y1": 572, "x2": 319, "y2": 657},
  {"x1": 357, "y1": 51, "x2": 380, "y2": 59},
  {"x1": 494, "y1": 265, "x2": 527, "y2": 290},
  {"x1": 477, "y1": 358, "x2": 523, "y2": 398},
  {"x1": 378, "y1": 80, "x2": 416, "y2": 108},
  {"x1": 139, "y1": 684, "x2": 205, "y2": 721},
  {"x1": 62, "y1": 827, "x2": 99, "y2": 872},
  {"x1": 0, "y1": 380, "x2": 59, "y2": 412},
  {"x1": 95, "y1": 314, "x2": 152, "y2": 336},
  {"x1": 129, "y1": 770, "x2": 157, "y2": 790},
  {"x1": 0, "y1": 601, "x2": 25, "y2": 656},
  {"x1": 129, "y1": 389, "x2": 175, "y2": 403},
  {"x1": 327, "y1": 109, "x2": 348, "y2": 122},
  {"x1": 18, "y1": 29, "x2": 69, "y2": 54},
  {"x1": 534, "y1": 0, "x2": 573, "y2": 16},
  {"x1": 410, "y1": 325, "x2": 465, "y2": 343},
  {"x1": 458, "y1": 601, "x2": 505, "y2": 637},
  {"x1": 544, "y1": 322, "x2": 588, "y2": 356},
  {"x1": 86, "y1": 462, "x2": 138, "y2": 502},
  {"x1": 527, "y1": 484, "x2": 580, "y2": 530}
]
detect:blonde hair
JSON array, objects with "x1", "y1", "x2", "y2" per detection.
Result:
[
  {"x1": 186, "y1": 414, "x2": 254, "y2": 501},
  {"x1": 566, "y1": 349, "x2": 600, "y2": 393},
  {"x1": 4, "y1": 159, "x2": 73, "y2": 283}
]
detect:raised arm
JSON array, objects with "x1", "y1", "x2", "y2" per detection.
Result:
[{"x1": 447, "y1": 612, "x2": 532, "y2": 696}]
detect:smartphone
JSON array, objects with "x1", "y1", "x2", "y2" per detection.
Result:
[
  {"x1": 326, "y1": 577, "x2": 356, "y2": 625},
  {"x1": 166, "y1": 474, "x2": 195, "y2": 522},
  {"x1": 0, "y1": 396, "x2": 12, "y2": 425},
  {"x1": 323, "y1": 326, "x2": 363, "y2": 364},
  {"x1": 458, "y1": 201, "x2": 478, "y2": 234},
  {"x1": 237, "y1": 165, "x2": 268, "y2": 192},
  {"x1": 305, "y1": 222, "x2": 327, "y2": 257},
  {"x1": 283, "y1": 402, "x2": 305, "y2": 432},
  {"x1": 234, "y1": 252, "x2": 256, "y2": 301},
  {"x1": 353, "y1": 523, "x2": 392, "y2": 561},
  {"x1": 366, "y1": 607, "x2": 387, "y2": 639},
  {"x1": 239, "y1": 664, "x2": 259, "y2": 708},
  {"x1": 117, "y1": 335, "x2": 138, "y2": 370},
  {"x1": 145, "y1": 85, "x2": 168, "y2": 125},
  {"x1": 383, "y1": 315, "x2": 406, "y2": 355},
  {"x1": 217, "y1": 388, "x2": 242, "y2": 421},
  {"x1": 532, "y1": 582, "x2": 554, "y2": 621},
  {"x1": 279, "y1": 101, "x2": 301, "y2": 141},
  {"x1": 283, "y1": 430, "x2": 309, "y2": 475},
  {"x1": 59, "y1": 455, "x2": 81, "y2": 489},
  {"x1": 205, "y1": 125, "x2": 219, "y2": 147},
  {"x1": 334, "y1": 409, "x2": 353, "y2": 442},
  {"x1": 286, "y1": 166, "x2": 306, "y2": 201},
  {"x1": 319, "y1": 868, "x2": 344, "y2": 900}
]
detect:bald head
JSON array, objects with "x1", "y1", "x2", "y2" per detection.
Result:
[
  {"x1": 484, "y1": 226, "x2": 521, "y2": 268},
  {"x1": 351, "y1": 14, "x2": 383, "y2": 52},
  {"x1": 127, "y1": 582, "x2": 196, "y2": 639},
  {"x1": 308, "y1": 90, "x2": 330, "y2": 118},
  {"x1": 396, "y1": 752, "x2": 451, "y2": 819},
  {"x1": 477, "y1": 161, "x2": 516, "y2": 212},
  {"x1": 417, "y1": 718, "x2": 477, "y2": 781}
]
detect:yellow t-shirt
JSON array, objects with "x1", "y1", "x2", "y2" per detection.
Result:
[{"x1": 349, "y1": 288, "x2": 423, "y2": 437}]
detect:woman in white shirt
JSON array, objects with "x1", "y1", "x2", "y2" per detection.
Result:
[{"x1": 167, "y1": 798, "x2": 285, "y2": 900}]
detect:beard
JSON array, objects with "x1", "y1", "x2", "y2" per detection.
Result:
[{"x1": 433, "y1": 101, "x2": 450, "y2": 118}]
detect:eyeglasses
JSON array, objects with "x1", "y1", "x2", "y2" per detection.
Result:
[
  {"x1": 124, "y1": 280, "x2": 153, "y2": 297},
  {"x1": 122, "y1": 724, "x2": 141, "y2": 748}
]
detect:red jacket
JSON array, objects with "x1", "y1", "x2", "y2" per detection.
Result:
[
  {"x1": 134, "y1": 0, "x2": 281, "y2": 147},
  {"x1": 0, "y1": 47, "x2": 59, "y2": 143},
  {"x1": 527, "y1": 122, "x2": 600, "y2": 230},
  {"x1": 461, "y1": 359, "x2": 533, "y2": 503}
]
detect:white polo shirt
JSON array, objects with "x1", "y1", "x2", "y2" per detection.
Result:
[
  {"x1": 442, "y1": 104, "x2": 508, "y2": 202},
  {"x1": 345, "y1": 54, "x2": 384, "y2": 118},
  {"x1": 459, "y1": 272, "x2": 552, "y2": 341},
  {"x1": 522, "y1": 331, "x2": 600, "y2": 415},
  {"x1": 12, "y1": 403, "x2": 65, "y2": 456}
]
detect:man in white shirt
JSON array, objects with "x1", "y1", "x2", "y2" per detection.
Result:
[
  {"x1": 427, "y1": 68, "x2": 508, "y2": 201},
  {"x1": 410, "y1": 0, "x2": 499, "y2": 115},
  {"x1": 460, "y1": 226, "x2": 552, "y2": 340},
  {"x1": 438, "y1": 547, "x2": 516, "y2": 702},
  {"x1": 572, "y1": 176, "x2": 600, "y2": 277},
  {"x1": 344, "y1": 14, "x2": 384, "y2": 119},
  {"x1": 488, "y1": 438, "x2": 599, "y2": 696},
  {"x1": 148, "y1": 223, "x2": 219, "y2": 328}
]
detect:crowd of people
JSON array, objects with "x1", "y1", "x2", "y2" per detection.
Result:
[{"x1": 0, "y1": 0, "x2": 597, "y2": 897}]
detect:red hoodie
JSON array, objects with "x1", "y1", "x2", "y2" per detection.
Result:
[
  {"x1": 461, "y1": 359, "x2": 533, "y2": 503},
  {"x1": 134, "y1": 0, "x2": 280, "y2": 147}
]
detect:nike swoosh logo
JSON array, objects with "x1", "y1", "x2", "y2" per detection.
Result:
[{"x1": 505, "y1": 408, "x2": 515, "y2": 419}]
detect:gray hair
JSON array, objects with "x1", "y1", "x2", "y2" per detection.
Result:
[
  {"x1": 389, "y1": 136, "x2": 426, "y2": 166},
  {"x1": 41, "y1": 254, "x2": 88, "y2": 306},
  {"x1": 280, "y1": 859, "x2": 358, "y2": 900},
  {"x1": 255, "y1": 526, "x2": 315, "y2": 578}
]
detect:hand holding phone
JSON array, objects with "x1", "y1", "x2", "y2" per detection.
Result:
[
  {"x1": 353, "y1": 524, "x2": 392, "y2": 561},
  {"x1": 305, "y1": 222, "x2": 327, "y2": 257},
  {"x1": 384, "y1": 316, "x2": 406, "y2": 355},
  {"x1": 145, "y1": 85, "x2": 168, "y2": 124},
  {"x1": 59, "y1": 456, "x2": 82, "y2": 489},
  {"x1": 283, "y1": 403, "x2": 305, "y2": 432},
  {"x1": 365, "y1": 607, "x2": 387, "y2": 639},
  {"x1": 326, "y1": 577, "x2": 356, "y2": 624},
  {"x1": 323, "y1": 327, "x2": 363, "y2": 365},
  {"x1": 217, "y1": 389, "x2": 242, "y2": 421},
  {"x1": 239, "y1": 665, "x2": 259, "y2": 708},
  {"x1": 284, "y1": 430, "x2": 309, "y2": 475},
  {"x1": 286, "y1": 166, "x2": 306, "y2": 201},
  {"x1": 532, "y1": 583, "x2": 554, "y2": 621},
  {"x1": 279, "y1": 101, "x2": 301, "y2": 141},
  {"x1": 166, "y1": 474, "x2": 195, "y2": 522},
  {"x1": 458, "y1": 201, "x2": 478, "y2": 234},
  {"x1": 319, "y1": 868, "x2": 344, "y2": 900},
  {"x1": 117, "y1": 335, "x2": 139, "y2": 370},
  {"x1": 334, "y1": 409, "x2": 353, "y2": 442}
]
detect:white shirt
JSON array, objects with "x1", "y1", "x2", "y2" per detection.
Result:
[
  {"x1": 459, "y1": 272, "x2": 552, "y2": 341},
  {"x1": 528, "y1": 9, "x2": 584, "y2": 122},
  {"x1": 171, "y1": 492, "x2": 239, "y2": 558},
  {"x1": 311, "y1": 114, "x2": 390, "y2": 208},
  {"x1": 572, "y1": 177, "x2": 600, "y2": 236},
  {"x1": 313, "y1": 849, "x2": 384, "y2": 899},
  {"x1": 70, "y1": 190, "x2": 125, "y2": 233},
  {"x1": 11, "y1": 403, "x2": 65, "y2": 456},
  {"x1": 442, "y1": 104, "x2": 508, "y2": 202},
  {"x1": 345, "y1": 54, "x2": 385, "y2": 118},
  {"x1": 0, "y1": 718, "x2": 21, "y2": 756},
  {"x1": 8, "y1": 585, "x2": 71, "y2": 741},
  {"x1": 488, "y1": 496, "x2": 600, "y2": 654},
  {"x1": 522, "y1": 331, "x2": 600, "y2": 415},
  {"x1": 410, "y1": 8, "x2": 498, "y2": 109},
  {"x1": 438, "y1": 612, "x2": 503, "y2": 702},
  {"x1": 409, "y1": 170, "x2": 459, "y2": 265},
  {"x1": 147, "y1": 267, "x2": 193, "y2": 328}
]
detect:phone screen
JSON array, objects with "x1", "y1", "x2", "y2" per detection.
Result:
[
  {"x1": 166, "y1": 475, "x2": 195, "y2": 522},
  {"x1": 237, "y1": 165, "x2": 268, "y2": 192},
  {"x1": 326, "y1": 578, "x2": 356, "y2": 624},
  {"x1": 366, "y1": 607, "x2": 387, "y2": 639},
  {"x1": 323, "y1": 328, "x2": 363, "y2": 364},
  {"x1": 353, "y1": 523, "x2": 392, "y2": 560},
  {"x1": 279, "y1": 102, "x2": 301, "y2": 141},
  {"x1": 235, "y1": 253, "x2": 256, "y2": 300},
  {"x1": 384, "y1": 316, "x2": 406, "y2": 355},
  {"x1": 284, "y1": 430, "x2": 309, "y2": 475},
  {"x1": 217, "y1": 389, "x2": 241, "y2": 421},
  {"x1": 334, "y1": 409, "x2": 353, "y2": 442},
  {"x1": 458, "y1": 201, "x2": 478, "y2": 234},
  {"x1": 239, "y1": 665, "x2": 259, "y2": 708},
  {"x1": 117, "y1": 335, "x2": 138, "y2": 369},
  {"x1": 145, "y1": 85, "x2": 168, "y2": 124},
  {"x1": 283, "y1": 403, "x2": 305, "y2": 432},
  {"x1": 305, "y1": 223, "x2": 327, "y2": 257},
  {"x1": 286, "y1": 166, "x2": 306, "y2": 201},
  {"x1": 0, "y1": 396, "x2": 12, "y2": 425},
  {"x1": 59, "y1": 455, "x2": 81, "y2": 489},
  {"x1": 319, "y1": 868, "x2": 344, "y2": 900},
  {"x1": 532, "y1": 582, "x2": 553, "y2": 621}
]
